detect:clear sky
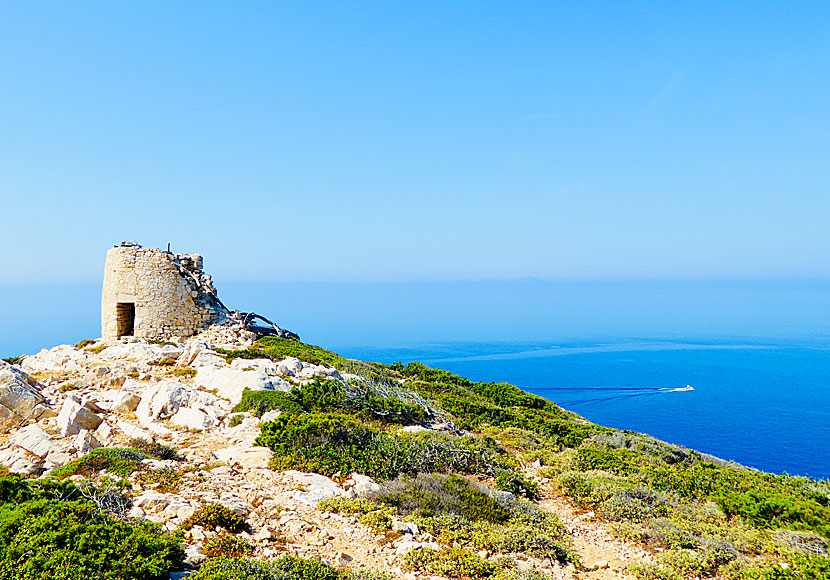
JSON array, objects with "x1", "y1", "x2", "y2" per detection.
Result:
[{"x1": 1, "y1": 2, "x2": 829, "y2": 283}]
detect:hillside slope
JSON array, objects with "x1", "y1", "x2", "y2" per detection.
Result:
[{"x1": 0, "y1": 325, "x2": 827, "y2": 580}]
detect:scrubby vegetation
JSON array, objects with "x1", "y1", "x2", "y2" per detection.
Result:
[
  {"x1": 250, "y1": 342, "x2": 829, "y2": 579},
  {"x1": 0, "y1": 356, "x2": 22, "y2": 365},
  {"x1": 51, "y1": 439, "x2": 182, "y2": 479},
  {"x1": 0, "y1": 476, "x2": 184, "y2": 579},
  {"x1": 182, "y1": 503, "x2": 252, "y2": 534},
  {"x1": 203, "y1": 533, "x2": 256, "y2": 558},
  {"x1": 545, "y1": 433, "x2": 830, "y2": 579},
  {"x1": 192, "y1": 555, "x2": 391, "y2": 580}
]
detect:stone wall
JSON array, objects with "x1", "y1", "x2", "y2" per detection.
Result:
[{"x1": 101, "y1": 243, "x2": 227, "y2": 340}]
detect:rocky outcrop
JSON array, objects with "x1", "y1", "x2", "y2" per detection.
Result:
[{"x1": 0, "y1": 361, "x2": 48, "y2": 432}]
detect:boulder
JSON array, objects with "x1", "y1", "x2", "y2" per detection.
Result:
[
  {"x1": 114, "y1": 418, "x2": 154, "y2": 442},
  {"x1": 56, "y1": 398, "x2": 102, "y2": 437},
  {"x1": 351, "y1": 473, "x2": 382, "y2": 495},
  {"x1": 194, "y1": 367, "x2": 291, "y2": 405},
  {"x1": 75, "y1": 429, "x2": 102, "y2": 453},
  {"x1": 283, "y1": 470, "x2": 345, "y2": 506},
  {"x1": 0, "y1": 361, "x2": 47, "y2": 432},
  {"x1": 136, "y1": 381, "x2": 192, "y2": 426},
  {"x1": 0, "y1": 446, "x2": 42, "y2": 474},
  {"x1": 98, "y1": 343, "x2": 183, "y2": 365},
  {"x1": 170, "y1": 407, "x2": 215, "y2": 431},
  {"x1": 176, "y1": 342, "x2": 225, "y2": 368},
  {"x1": 8, "y1": 425, "x2": 56, "y2": 458},
  {"x1": 111, "y1": 392, "x2": 141, "y2": 413}
]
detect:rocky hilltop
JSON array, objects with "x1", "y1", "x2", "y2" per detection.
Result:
[{"x1": 0, "y1": 323, "x2": 827, "y2": 580}]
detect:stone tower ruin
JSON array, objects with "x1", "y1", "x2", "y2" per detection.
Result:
[{"x1": 101, "y1": 242, "x2": 228, "y2": 340}]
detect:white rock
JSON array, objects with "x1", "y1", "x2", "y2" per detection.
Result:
[
  {"x1": 134, "y1": 490, "x2": 170, "y2": 510},
  {"x1": 170, "y1": 407, "x2": 214, "y2": 431},
  {"x1": 184, "y1": 545, "x2": 207, "y2": 565},
  {"x1": 21, "y1": 345, "x2": 89, "y2": 374},
  {"x1": 9, "y1": 424, "x2": 56, "y2": 457},
  {"x1": 114, "y1": 418, "x2": 154, "y2": 442},
  {"x1": 194, "y1": 367, "x2": 291, "y2": 405},
  {"x1": 230, "y1": 358, "x2": 280, "y2": 375},
  {"x1": 276, "y1": 357, "x2": 303, "y2": 377},
  {"x1": 0, "y1": 361, "x2": 47, "y2": 433},
  {"x1": 391, "y1": 521, "x2": 419, "y2": 536},
  {"x1": 136, "y1": 380, "x2": 192, "y2": 426},
  {"x1": 56, "y1": 398, "x2": 103, "y2": 437},
  {"x1": 0, "y1": 445, "x2": 42, "y2": 474},
  {"x1": 214, "y1": 446, "x2": 273, "y2": 469},
  {"x1": 351, "y1": 473, "x2": 381, "y2": 495},
  {"x1": 111, "y1": 392, "x2": 141, "y2": 413},
  {"x1": 396, "y1": 541, "x2": 424, "y2": 557},
  {"x1": 283, "y1": 470, "x2": 345, "y2": 506},
  {"x1": 94, "y1": 420, "x2": 116, "y2": 443},
  {"x1": 74, "y1": 429, "x2": 102, "y2": 453}
]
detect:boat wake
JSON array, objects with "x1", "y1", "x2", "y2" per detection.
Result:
[{"x1": 534, "y1": 384, "x2": 694, "y2": 406}]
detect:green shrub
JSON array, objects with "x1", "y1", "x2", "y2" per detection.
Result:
[
  {"x1": 51, "y1": 448, "x2": 147, "y2": 478},
  {"x1": 257, "y1": 412, "x2": 511, "y2": 481},
  {"x1": 0, "y1": 357, "x2": 22, "y2": 366},
  {"x1": 495, "y1": 472, "x2": 540, "y2": 500},
  {"x1": 134, "y1": 468, "x2": 182, "y2": 493},
  {"x1": 213, "y1": 347, "x2": 270, "y2": 364},
  {"x1": 191, "y1": 555, "x2": 391, "y2": 580},
  {"x1": 229, "y1": 413, "x2": 245, "y2": 427},
  {"x1": 203, "y1": 533, "x2": 255, "y2": 558},
  {"x1": 0, "y1": 496, "x2": 184, "y2": 580},
  {"x1": 74, "y1": 339, "x2": 95, "y2": 349},
  {"x1": 404, "y1": 547, "x2": 498, "y2": 579},
  {"x1": 256, "y1": 337, "x2": 346, "y2": 367},
  {"x1": 181, "y1": 503, "x2": 251, "y2": 533},
  {"x1": 317, "y1": 497, "x2": 382, "y2": 515},
  {"x1": 128, "y1": 438, "x2": 184, "y2": 461},
  {"x1": 367, "y1": 474, "x2": 510, "y2": 523},
  {"x1": 51, "y1": 441, "x2": 183, "y2": 479}
]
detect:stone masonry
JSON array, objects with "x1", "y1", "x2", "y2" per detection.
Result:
[{"x1": 101, "y1": 243, "x2": 228, "y2": 340}]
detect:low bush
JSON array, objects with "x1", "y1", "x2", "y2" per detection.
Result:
[
  {"x1": 203, "y1": 533, "x2": 255, "y2": 558},
  {"x1": 74, "y1": 339, "x2": 95, "y2": 349},
  {"x1": 0, "y1": 477, "x2": 184, "y2": 580},
  {"x1": 51, "y1": 440, "x2": 183, "y2": 479},
  {"x1": 213, "y1": 347, "x2": 270, "y2": 364},
  {"x1": 404, "y1": 547, "x2": 498, "y2": 579},
  {"x1": 367, "y1": 473, "x2": 511, "y2": 523},
  {"x1": 256, "y1": 337, "x2": 346, "y2": 367},
  {"x1": 128, "y1": 438, "x2": 184, "y2": 461},
  {"x1": 51, "y1": 448, "x2": 147, "y2": 478},
  {"x1": 0, "y1": 356, "x2": 22, "y2": 365},
  {"x1": 257, "y1": 412, "x2": 511, "y2": 481},
  {"x1": 181, "y1": 503, "x2": 251, "y2": 534},
  {"x1": 192, "y1": 555, "x2": 391, "y2": 580},
  {"x1": 495, "y1": 472, "x2": 539, "y2": 500}
]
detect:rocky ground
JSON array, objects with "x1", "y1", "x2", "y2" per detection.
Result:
[{"x1": 0, "y1": 324, "x2": 652, "y2": 579}]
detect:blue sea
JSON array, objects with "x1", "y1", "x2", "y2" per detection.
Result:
[{"x1": 1, "y1": 279, "x2": 829, "y2": 480}]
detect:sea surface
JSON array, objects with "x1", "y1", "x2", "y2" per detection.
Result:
[
  {"x1": 338, "y1": 339, "x2": 830, "y2": 481},
  {"x1": 2, "y1": 279, "x2": 829, "y2": 480}
]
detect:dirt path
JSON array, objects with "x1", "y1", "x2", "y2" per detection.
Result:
[{"x1": 538, "y1": 492, "x2": 653, "y2": 580}]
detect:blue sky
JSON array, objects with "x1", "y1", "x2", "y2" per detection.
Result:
[{"x1": 1, "y1": 2, "x2": 829, "y2": 283}]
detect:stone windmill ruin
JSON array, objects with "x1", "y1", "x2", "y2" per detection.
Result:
[{"x1": 100, "y1": 242, "x2": 297, "y2": 341}]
